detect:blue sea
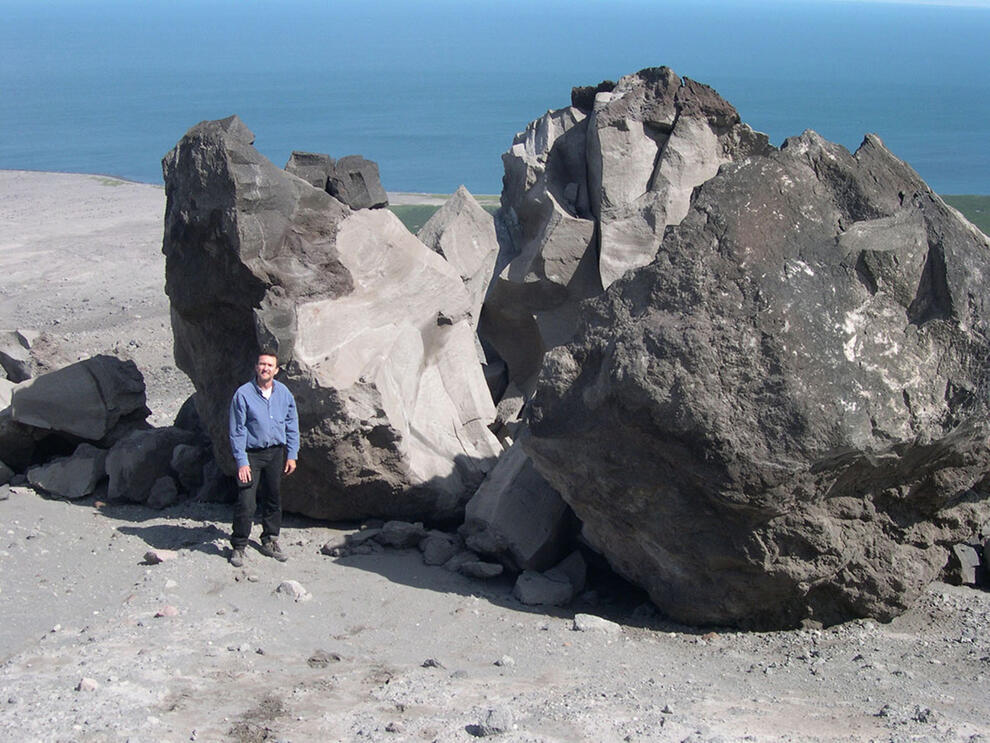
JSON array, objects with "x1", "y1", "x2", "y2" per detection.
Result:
[{"x1": 1, "y1": 0, "x2": 988, "y2": 194}]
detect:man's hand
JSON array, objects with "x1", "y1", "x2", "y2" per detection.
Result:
[
  {"x1": 284, "y1": 458, "x2": 297, "y2": 476},
  {"x1": 237, "y1": 465, "x2": 252, "y2": 484}
]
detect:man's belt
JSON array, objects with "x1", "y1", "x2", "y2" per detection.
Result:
[{"x1": 246, "y1": 444, "x2": 285, "y2": 453}]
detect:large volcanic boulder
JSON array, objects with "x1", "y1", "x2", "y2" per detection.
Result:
[
  {"x1": 525, "y1": 129, "x2": 990, "y2": 629},
  {"x1": 482, "y1": 67, "x2": 770, "y2": 393},
  {"x1": 162, "y1": 116, "x2": 501, "y2": 522}
]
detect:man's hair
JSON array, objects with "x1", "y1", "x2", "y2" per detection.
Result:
[{"x1": 257, "y1": 348, "x2": 279, "y2": 363}]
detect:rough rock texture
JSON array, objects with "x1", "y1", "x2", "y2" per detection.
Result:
[
  {"x1": 105, "y1": 426, "x2": 197, "y2": 504},
  {"x1": 26, "y1": 443, "x2": 107, "y2": 500},
  {"x1": 327, "y1": 155, "x2": 388, "y2": 210},
  {"x1": 9, "y1": 355, "x2": 148, "y2": 441},
  {"x1": 526, "y1": 129, "x2": 990, "y2": 629},
  {"x1": 284, "y1": 151, "x2": 335, "y2": 189},
  {"x1": 162, "y1": 116, "x2": 500, "y2": 522},
  {"x1": 417, "y1": 186, "x2": 499, "y2": 332},
  {"x1": 482, "y1": 67, "x2": 769, "y2": 393},
  {"x1": 461, "y1": 436, "x2": 574, "y2": 571}
]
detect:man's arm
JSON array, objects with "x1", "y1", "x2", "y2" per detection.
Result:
[
  {"x1": 229, "y1": 390, "x2": 251, "y2": 483},
  {"x1": 284, "y1": 388, "x2": 300, "y2": 476}
]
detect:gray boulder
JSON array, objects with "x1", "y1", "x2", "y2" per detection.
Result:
[
  {"x1": 327, "y1": 155, "x2": 388, "y2": 209},
  {"x1": 461, "y1": 435, "x2": 574, "y2": 571},
  {"x1": 526, "y1": 127, "x2": 990, "y2": 628},
  {"x1": 9, "y1": 355, "x2": 147, "y2": 441},
  {"x1": 105, "y1": 427, "x2": 197, "y2": 504},
  {"x1": 162, "y1": 116, "x2": 500, "y2": 522},
  {"x1": 526, "y1": 126, "x2": 990, "y2": 627},
  {"x1": 26, "y1": 443, "x2": 107, "y2": 499},
  {"x1": 285, "y1": 151, "x2": 335, "y2": 189}
]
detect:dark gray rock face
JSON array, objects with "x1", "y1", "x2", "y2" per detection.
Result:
[
  {"x1": 162, "y1": 116, "x2": 500, "y2": 522},
  {"x1": 526, "y1": 130, "x2": 990, "y2": 628},
  {"x1": 285, "y1": 151, "x2": 335, "y2": 189},
  {"x1": 10, "y1": 355, "x2": 147, "y2": 442},
  {"x1": 105, "y1": 427, "x2": 197, "y2": 503},
  {"x1": 327, "y1": 155, "x2": 388, "y2": 210}
]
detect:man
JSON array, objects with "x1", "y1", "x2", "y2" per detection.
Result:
[{"x1": 228, "y1": 350, "x2": 300, "y2": 566}]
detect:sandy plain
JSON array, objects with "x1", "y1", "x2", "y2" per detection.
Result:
[{"x1": 1, "y1": 170, "x2": 990, "y2": 742}]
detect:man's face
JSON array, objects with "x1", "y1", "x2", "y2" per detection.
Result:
[{"x1": 255, "y1": 354, "x2": 278, "y2": 384}]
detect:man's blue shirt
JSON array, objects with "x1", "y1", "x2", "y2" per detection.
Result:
[{"x1": 229, "y1": 379, "x2": 300, "y2": 468}]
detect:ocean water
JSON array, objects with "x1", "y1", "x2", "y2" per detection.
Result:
[{"x1": 1, "y1": 0, "x2": 988, "y2": 194}]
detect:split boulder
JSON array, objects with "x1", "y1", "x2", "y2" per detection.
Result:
[{"x1": 162, "y1": 116, "x2": 500, "y2": 522}]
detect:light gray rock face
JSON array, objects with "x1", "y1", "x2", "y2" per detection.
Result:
[
  {"x1": 26, "y1": 443, "x2": 107, "y2": 499},
  {"x1": 526, "y1": 128, "x2": 990, "y2": 629},
  {"x1": 482, "y1": 67, "x2": 769, "y2": 394},
  {"x1": 105, "y1": 427, "x2": 197, "y2": 504},
  {"x1": 461, "y1": 436, "x2": 574, "y2": 571},
  {"x1": 9, "y1": 355, "x2": 147, "y2": 441},
  {"x1": 327, "y1": 155, "x2": 388, "y2": 210},
  {"x1": 587, "y1": 68, "x2": 770, "y2": 288},
  {"x1": 0, "y1": 377, "x2": 18, "y2": 410},
  {"x1": 162, "y1": 116, "x2": 501, "y2": 522},
  {"x1": 417, "y1": 186, "x2": 499, "y2": 332}
]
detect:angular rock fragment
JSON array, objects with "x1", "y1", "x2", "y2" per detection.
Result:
[
  {"x1": 105, "y1": 427, "x2": 197, "y2": 504},
  {"x1": 0, "y1": 330, "x2": 33, "y2": 382},
  {"x1": 418, "y1": 186, "x2": 499, "y2": 332},
  {"x1": 461, "y1": 436, "x2": 574, "y2": 571},
  {"x1": 419, "y1": 530, "x2": 461, "y2": 566},
  {"x1": 527, "y1": 125, "x2": 990, "y2": 628},
  {"x1": 513, "y1": 570, "x2": 573, "y2": 606},
  {"x1": 10, "y1": 355, "x2": 147, "y2": 441},
  {"x1": 327, "y1": 155, "x2": 388, "y2": 209},
  {"x1": 285, "y1": 151, "x2": 335, "y2": 189},
  {"x1": 26, "y1": 443, "x2": 107, "y2": 500},
  {"x1": 162, "y1": 116, "x2": 500, "y2": 522}
]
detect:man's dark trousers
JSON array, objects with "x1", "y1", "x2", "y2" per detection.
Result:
[{"x1": 232, "y1": 445, "x2": 285, "y2": 549}]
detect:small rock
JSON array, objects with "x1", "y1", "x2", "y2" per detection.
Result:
[
  {"x1": 572, "y1": 613, "x2": 622, "y2": 634},
  {"x1": 308, "y1": 649, "x2": 342, "y2": 667},
  {"x1": 467, "y1": 708, "x2": 513, "y2": 737},
  {"x1": 459, "y1": 561, "x2": 504, "y2": 579},
  {"x1": 144, "y1": 549, "x2": 179, "y2": 564},
  {"x1": 494, "y1": 655, "x2": 515, "y2": 667},
  {"x1": 76, "y1": 677, "x2": 99, "y2": 692},
  {"x1": 376, "y1": 520, "x2": 428, "y2": 548},
  {"x1": 275, "y1": 580, "x2": 312, "y2": 601},
  {"x1": 513, "y1": 570, "x2": 573, "y2": 606},
  {"x1": 421, "y1": 658, "x2": 446, "y2": 669},
  {"x1": 385, "y1": 721, "x2": 402, "y2": 733},
  {"x1": 155, "y1": 605, "x2": 179, "y2": 618},
  {"x1": 420, "y1": 532, "x2": 461, "y2": 566}
]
